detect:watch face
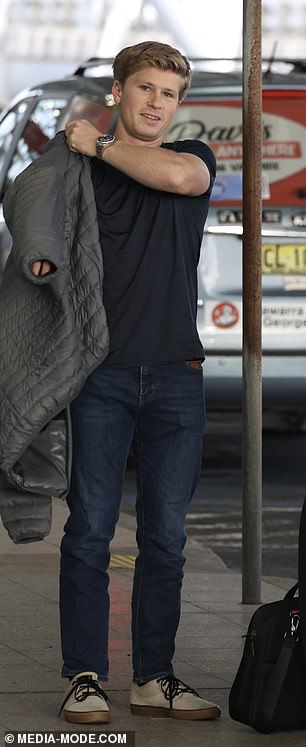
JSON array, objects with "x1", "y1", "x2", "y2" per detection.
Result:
[
  {"x1": 97, "y1": 134, "x2": 115, "y2": 145},
  {"x1": 96, "y1": 134, "x2": 115, "y2": 159}
]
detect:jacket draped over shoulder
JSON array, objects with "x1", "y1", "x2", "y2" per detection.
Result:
[{"x1": 0, "y1": 132, "x2": 109, "y2": 543}]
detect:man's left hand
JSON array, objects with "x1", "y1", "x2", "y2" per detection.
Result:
[{"x1": 65, "y1": 119, "x2": 101, "y2": 156}]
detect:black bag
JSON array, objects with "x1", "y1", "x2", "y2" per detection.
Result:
[{"x1": 229, "y1": 583, "x2": 306, "y2": 733}]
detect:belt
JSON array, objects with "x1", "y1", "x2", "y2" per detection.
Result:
[{"x1": 186, "y1": 359, "x2": 203, "y2": 370}]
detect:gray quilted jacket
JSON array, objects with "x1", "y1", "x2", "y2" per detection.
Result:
[{"x1": 0, "y1": 132, "x2": 109, "y2": 543}]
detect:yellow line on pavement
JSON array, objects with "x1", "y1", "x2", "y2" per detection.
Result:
[{"x1": 110, "y1": 554, "x2": 136, "y2": 569}]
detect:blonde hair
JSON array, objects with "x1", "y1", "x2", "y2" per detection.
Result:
[{"x1": 113, "y1": 41, "x2": 191, "y2": 102}]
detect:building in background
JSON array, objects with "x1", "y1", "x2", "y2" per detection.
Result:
[
  {"x1": 262, "y1": 0, "x2": 306, "y2": 60},
  {"x1": 0, "y1": 0, "x2": 305, "y2": 103}
]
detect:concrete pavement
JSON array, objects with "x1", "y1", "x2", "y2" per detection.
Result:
[{"x1": 0, "y1": 496, "x2": 304, "y2": 747}]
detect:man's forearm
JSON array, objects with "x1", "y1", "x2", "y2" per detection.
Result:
[
  {"x1": 64, "y1": 119, "x2": 210, "y2": 196},
  {"x1": 102, "y1": 140, "x2": 209, "y2": 196}
]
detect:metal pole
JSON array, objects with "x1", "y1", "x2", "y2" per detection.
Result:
[{"x1": 242, "y1": 0, "x2": 262, "y2": 603}]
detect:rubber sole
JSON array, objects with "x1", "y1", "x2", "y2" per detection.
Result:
[
  {"x1": 64, "y1": 710, "x2": 110, "y2": 724},
  {"x1": 130, "y1": 704, "x2": 221, "y2": 720}
]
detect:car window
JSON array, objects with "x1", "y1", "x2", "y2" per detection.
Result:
[
  {"x1": 4, "y1": 97, "x2": 68, "y2": 191},
  {"x1": 63, "y1": 94, "x2": 116, "y2": 132},
  {"x1": 0, "y1": 101, "x2": 30, "y2": 174}
]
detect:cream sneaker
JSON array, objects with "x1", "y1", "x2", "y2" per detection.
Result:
[
  {"x1": 130, "y1": 676, "x2": 221, "y2": 720},
  {"x1": 58, "y1": 671, "x2": 110, "y2": 724}
]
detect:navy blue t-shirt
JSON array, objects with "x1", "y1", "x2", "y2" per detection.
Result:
[{"x1": 91, "y1": 139, "x2": 216, "y2": 367}]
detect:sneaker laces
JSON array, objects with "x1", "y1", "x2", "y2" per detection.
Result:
[
  {"x1": 58, "y1": 675, "x2": 108, "y2": 718},
  {"x1": 157, "y1": 676, "x2": 199, "y2": 713}
]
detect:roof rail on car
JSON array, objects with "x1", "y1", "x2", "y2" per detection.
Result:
[
  {"x1": 188, "y1": 57, "x2": 306, "y2": 73},
  {"x1": 189, "y1": 57, "x2": 306, "y2": 74},
  {"x1": 73, "y1": 57, "x2": 114, "y2": 76},
  {"x1": 73, "y1": 56, "x2": 306, "y2": 77},
  {"x1": 282, "y1": 58, "x2": 306, "y2": 73}
]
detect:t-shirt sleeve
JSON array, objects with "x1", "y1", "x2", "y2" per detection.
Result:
[{"x1": 164, "y1": 139, "x2": 216, "y2": 196}]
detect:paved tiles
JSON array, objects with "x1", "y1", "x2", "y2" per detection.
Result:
[{"x1": 0, "y1": 498, "x2": 304, "y2": 746}]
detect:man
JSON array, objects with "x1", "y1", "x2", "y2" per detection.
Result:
[{"x1": 51, "y1": 40, "x2": 219, "y2": 723}]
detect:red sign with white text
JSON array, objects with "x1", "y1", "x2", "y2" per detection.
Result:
[{"x1": 168, "y1": 92, "x2": 306, "y2": 206}]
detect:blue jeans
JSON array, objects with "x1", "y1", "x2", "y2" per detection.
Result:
[{"x1": 60, "y1": 361, "x2": 205, "y2": 683}]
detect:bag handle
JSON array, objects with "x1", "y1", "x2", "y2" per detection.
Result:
[
  {"x1": 260, "y1": 597, "x2": 300, "y2": 730},
  {"x1": 260, "y1": 637, "x2": 297, "y2": 730}
]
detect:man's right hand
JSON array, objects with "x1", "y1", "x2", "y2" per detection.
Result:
[{"x1": 32, "y1": 260, "x2": 54, "y2": 276}]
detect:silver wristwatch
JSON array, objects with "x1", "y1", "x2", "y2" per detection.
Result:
[{"x1": 96, "y1": 134, "x2": 115, "y2": 159}]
